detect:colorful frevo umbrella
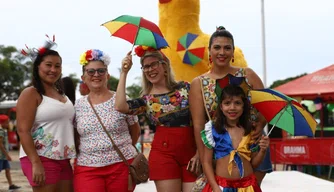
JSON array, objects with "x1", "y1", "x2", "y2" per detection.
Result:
[
  {"x1": 249, "y1": 89, "x2": 317, "y2": 137},
  {"x1": 101, "y1": 15, "x2": 168, "y2": 49},
  {"x1": 176, "y1": 33, "x2": 205, "y2": 66}
]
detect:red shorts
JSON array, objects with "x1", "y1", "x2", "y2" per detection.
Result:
[
  {"x1": 202, "y1": 174, "x2": 262, "y2": 192},
  {"x1": 73, "y1": 159, "x2": 135, "y2": 192},
  {"x1": 20, "y1": 156, "x2": 73, "y2": 187},
  {"x1": 149, "y1": 126, "x2": 197, "y2": 182}
]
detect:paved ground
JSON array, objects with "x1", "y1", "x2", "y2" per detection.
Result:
[{"x1": 1, "y1": 149, "x2": 333, "y2": 192}]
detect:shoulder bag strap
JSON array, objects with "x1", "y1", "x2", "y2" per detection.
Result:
[
  {"x1": 198, "y1": 76, "x2": 212, "y2": 121},
  {"x1": 87, "y1": 96, "x2": 131, "y2": 167}
]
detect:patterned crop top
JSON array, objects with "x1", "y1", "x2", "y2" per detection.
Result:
[
  {"x1": 201, "y1": 121, "x2": 258, "y2": 178},
  {"x1": 200, "y1": 68, "x2": 259, "y2": 122},
  {"x1": 126, "y1": 81, "x2": 191, "y2": 127}
]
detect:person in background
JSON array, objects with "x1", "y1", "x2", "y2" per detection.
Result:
[
  {"x1": 61, "y1": 77, "x2": 76, "y2": 105},
  {"x1": 0, "y1": 114, "x2": 21, "y2": 191},
  {"x1": 73, "y1": 49, "x2": 140, "y2": 192},
  {"x1": 17, "y1": 38, "x2": 76, "y2": 192},
  {"x1": 79, "y1": 81, "x2": 90, "y2": 96}
]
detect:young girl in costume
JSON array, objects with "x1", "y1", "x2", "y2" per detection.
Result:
[{"x1": 201, "y1": 85, "x2": 269, "y2": 192}]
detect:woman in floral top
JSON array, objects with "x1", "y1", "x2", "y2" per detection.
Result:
[
  {"x1": 73, "y1": 49, "x2": 140, "y2": 192},
  {"x1": 115, "y1": 46, "x2": 199, "y2": 192}
]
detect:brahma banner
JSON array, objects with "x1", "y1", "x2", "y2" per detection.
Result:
[{"x1": 270, "y1": 138, "x2": 334, "y2": 165}]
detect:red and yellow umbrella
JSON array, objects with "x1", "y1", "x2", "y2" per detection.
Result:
[{"x1": 101, "y1": 15, "x2": 168, "y2": 49}]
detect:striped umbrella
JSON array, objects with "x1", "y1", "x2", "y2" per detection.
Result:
[
  {"x1": 176, "y1": 33, "x2": 205, "y2": 66},
  {"x1": 249, "y1": 89, "x2": 317, "y2": 137},
  {"x1": 101, "y1": 15, "x2": 168, "y2": 49}
]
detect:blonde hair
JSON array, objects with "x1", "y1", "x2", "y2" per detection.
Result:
[{"x1": 140, "y1": 51, "x2": 178, "y2": 96}]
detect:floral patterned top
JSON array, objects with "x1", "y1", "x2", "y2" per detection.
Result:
[
  {"x1": 75, "y1": 93, "x2": 138, "y2": 167},
  {"x1": 200, "y1": 68, "x2": 259, "y2": 122},
  {"x1": 126, "y1": 81, "x2": 191, "y2": 127},
  {"x1": 19, "y1": 96, "x2": 76, "y2": 160}
]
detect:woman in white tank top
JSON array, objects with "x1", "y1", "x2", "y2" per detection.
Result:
[{"x1": 16, "y1": 39, "x2": 76, "y2": 192}]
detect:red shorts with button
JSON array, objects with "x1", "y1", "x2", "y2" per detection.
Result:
[{"x1": 149, "y1": 126, "x2": 197, "y2": 182}]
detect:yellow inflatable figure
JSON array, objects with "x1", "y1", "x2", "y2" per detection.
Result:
[{"x1": 158, "y1": 0, "x2": 248, "y2": 82}]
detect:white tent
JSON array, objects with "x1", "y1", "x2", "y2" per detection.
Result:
[{"x1": 0, "y1": 100, "x2": 17, "y2": 109}]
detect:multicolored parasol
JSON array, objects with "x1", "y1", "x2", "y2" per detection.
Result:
[
  {"x1": 101, "y1": 15, "x2": 168, "y2": 49},
  {"x1": 249, "y1": 89, "x2": 317, "y2": 137},
  {"x1": 176, "y1": 33, "x2": 205, "y2": 66}
]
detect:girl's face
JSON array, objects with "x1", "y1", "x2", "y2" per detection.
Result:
[
  {"x1": 209, "y1": 36, "x2": 234, "y2": 67},
  {"x1": 81, "y1": 60, "x2": 109, "y2": 90},
  {"x1": 220, "y1": 95, "x2": 244, "y2": 123},
  {"x1": 142, "y1": 56, "x2": 166, "y2": 85},
  {"x1": 38, "y1": 55, "x2": 62, "y2": 85}
]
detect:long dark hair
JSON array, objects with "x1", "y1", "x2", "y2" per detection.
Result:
[
  {"x1": 61, "y1": 77, "x2": 76, "y2": 104},
  {"x1": 214, "y1": 84, "x2": 251, "y2": 135},
  {"x1": 32, "y1": 49, "x2": 63, "y2": 95},
  {"x1": 209, "y1": 26, "x2": 235, "y2": 50}
]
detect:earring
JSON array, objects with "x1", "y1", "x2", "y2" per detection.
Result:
[
  {"x1": 164, "y1": 71, "x2": 167, "y2": 76},
  {"x1": 209, "y1": 55, "x2": 212, "y2": 64},
  {"x1": 232, "y1": 56, "x2": 234, "y2": 63}
]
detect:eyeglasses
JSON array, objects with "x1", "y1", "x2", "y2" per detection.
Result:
[
  {"x1": 141, "y1": 61, "x2": 161, "y2": 72},
  {"x1": 85, "y1": 68, "x2": 108, "y2": 76}
]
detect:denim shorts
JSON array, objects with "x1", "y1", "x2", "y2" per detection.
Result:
[
  {"x1": 254, "y1": 146, "x2": 273, "y2": 173},
  {"x1": 0, "y1": 159, "x2": 10, "y2": 171}
]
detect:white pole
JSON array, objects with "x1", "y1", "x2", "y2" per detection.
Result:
[
  {"x1": 261, "y1": 0, "x2": 267, "y2": 88},
  {"x1": 261, "y1": 0, "x2": 268, "y2": 133}
]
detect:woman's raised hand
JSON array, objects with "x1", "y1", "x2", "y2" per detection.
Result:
[
  {"x1": 258, "y1": 135, "x2": 270, "y2": 152},
  {"x1": 121, "y1": 51, "x2": 133, "y2": 73}
]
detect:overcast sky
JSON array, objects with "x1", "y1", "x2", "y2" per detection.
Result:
[{"x1": 1, "y1": 0, "x2": 333, "y2": 91}]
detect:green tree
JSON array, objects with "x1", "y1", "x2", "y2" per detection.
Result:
[
  {"x1": 0, "y1": 45, "x2": 31, "y2": 101},
  {"x1": 108, "y1": 75, "x2": 119, "y2": 91},
  {"x1": 126, "y1": 76, "x2": 142, "y2": 99},
  {"x1": 107, "y1": 75, "x2": 141, "y2": 99},
  {"x1": 68, "y1": 73, "x2": 80, "y2": 90},
  {"x1": 126, "y1": 84, "x2": 142, "y2": 99},
  {"x1": 269, "y1": 73, "x2": 308, "y2": 89}
]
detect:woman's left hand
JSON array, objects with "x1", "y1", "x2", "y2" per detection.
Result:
[{"x1": 187, "y1": 151, "x2": 202, "y2": 176}]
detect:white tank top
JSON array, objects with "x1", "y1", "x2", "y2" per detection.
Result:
[{"x1": 20, "y1": 95, "x2": 76, "y2": 160}]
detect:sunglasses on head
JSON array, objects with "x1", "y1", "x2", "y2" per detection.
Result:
[{"x1": 85, "y1": 68, "x2": 108, "y2": 76}]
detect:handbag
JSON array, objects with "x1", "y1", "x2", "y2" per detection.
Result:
[{"x1": 88, "y1": 96, "x2": 149, "y2": 190}]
